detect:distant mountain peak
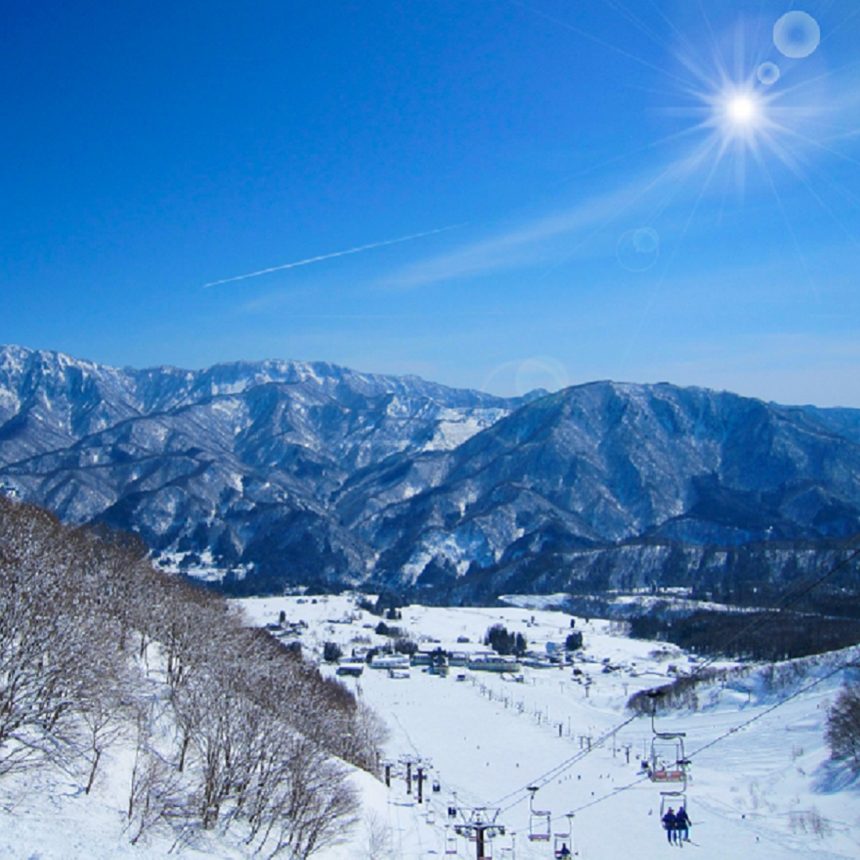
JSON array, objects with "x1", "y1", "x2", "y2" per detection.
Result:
[{"x1": 1, "y1": 343, "x2": 858, "y2": 600}]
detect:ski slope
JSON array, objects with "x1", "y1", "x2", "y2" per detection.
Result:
[
  {"x1": 240, "y1": 596, "x2": 860, "y2": 860},
  {"x1": 0, "y1": 595, "x2": 856, "y2": 858}
]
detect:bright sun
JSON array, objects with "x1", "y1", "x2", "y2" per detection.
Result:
[
  {"x1": 710, "y1": 87, "x2": 769, "y2": 149},
  {"x1": 726, "y1": 94, "x2": 759, "y2": 125}
]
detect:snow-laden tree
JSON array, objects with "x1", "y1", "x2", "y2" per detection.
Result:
[
  {"x1": 826, "y1": 682, "x2": 860, "y2": 771},
  {"x1": 0, "y1": 496, "x2": 381, "y2": 856},
  {"x1": 0, "y1": 501, "x2": 128, "y2": 776}
]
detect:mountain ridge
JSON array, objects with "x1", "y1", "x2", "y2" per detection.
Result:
[{"x1": 1, "y1": 343, "x2": 858, "y2": 599}]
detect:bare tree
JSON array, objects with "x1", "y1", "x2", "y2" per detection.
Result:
[
  {"x1": 826, "y1": 681, "x2": 860, "y2": 771},
  {"x1": 0, "y1": 502, "x2": 107, "y2": 774},
  {"x1": 79, "y1": 688, "x2": 128, "y2": 794},
  {"x1": 127, "y1": 700, "x2": 191, "y2": 846},
  {"x1": 362, "y1": 811, "x2": 392, "y2": 860},
  {"x1": 252, "y1": 738, "x2": 358, "y2": 860},
  {"x1": 0, "y1": 496, "x2": 372, "y2": 858}
]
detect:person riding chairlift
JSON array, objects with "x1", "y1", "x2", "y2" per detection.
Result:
[
  {"x1": 675, "y1": 805, "x2": 691, "y2": 842},
  {"x1": 661, "y1": 807, "x2": 677, "y2": 844},
  {"x1": 556, "y1": 843, "x2": 572, "y2": 858}
]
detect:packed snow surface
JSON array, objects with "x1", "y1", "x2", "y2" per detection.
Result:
[
  {"x1": 1, "y1": 595, "x2": 857, "y2": 858},
  {"x1": 241, "y1": 596, "x2": 860, "y2": 860}
]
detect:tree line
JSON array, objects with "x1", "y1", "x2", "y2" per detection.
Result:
[
  {"x1": 626, "y1": 609, "x2": 860, "y2": 662},
  {"x1": 0, "y1": 496, "x2": 385, "y2": 857}
]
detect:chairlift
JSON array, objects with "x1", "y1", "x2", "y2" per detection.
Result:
[
  {"x1": 553, "y1": 813, "x2": 575, "y2": 858},
  {"x1": 647, "y1": 691, "x2": 689, "y2": 785},
  {"x1": 527, "y1": 786, "x2": 551, "y2": 842},
  {"x1": 649, "y1": 732, "x2": 688, "y2": 783},
  {"x1": 659, "y1": 789, "x2": 692, "y2": 842},
  {"x1": 445, "y1": 825, "x2": 458, "y2": 856},
  {"x1": 447, "y1": 796, "x2": 459, "y2": 819},
  {"x1": 659, "y1": 789, "x2": 686, "y2": 819}
]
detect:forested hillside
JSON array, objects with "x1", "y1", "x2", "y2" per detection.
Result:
[
  {"x1": 2, "y1": 346, "x2": 860, "y2": 600},
  {"x1": 0, "y1": 496, "x2": 383, "y2": 857}
]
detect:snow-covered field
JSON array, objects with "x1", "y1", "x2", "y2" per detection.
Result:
[
  {"x1": 241, "y1": 595, "x2": 860, "y2": 860},
  {"x1": 1, "y1": 594, "x2": 857, "y2": 858}
]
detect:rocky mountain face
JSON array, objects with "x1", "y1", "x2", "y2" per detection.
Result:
[
  {"x1": 0, "y1": 345, "x2": 520, "y2": 591},
  {"x1": 1, "y1": 345, "x2": 858, "y2": 600}
]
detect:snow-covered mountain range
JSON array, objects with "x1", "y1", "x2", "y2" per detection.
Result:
[{"x1": 1, "y1": 344, "x2": 858, "y2": 598}]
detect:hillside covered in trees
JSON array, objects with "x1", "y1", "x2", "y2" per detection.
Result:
[
  {"x1": 0, "y1": 496, "x2": 384, "y2": 857},
  {"x1": 3, "y1": 346, "x2": 860, "y2": 601}
]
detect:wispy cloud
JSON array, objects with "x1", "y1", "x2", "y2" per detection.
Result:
[
  {"x1": 637, "y1": 331, "x2": 860, "y2": 408},
  {"x1": 202, "y1": 224, "x2": 463, "y2": 288},
  {"x1": 381, "y1": 145, "x2": 713, "y2": 290}
]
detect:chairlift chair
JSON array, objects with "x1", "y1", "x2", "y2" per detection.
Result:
[
  {"x1": 647, "y1": 692, "x2": 692, "y2": 840},
  {"x1": 659, "y1": 789, "x2": 687, "y2": 819},
  {"x1": 649, "y1": 732, "x2": 688, "y2": 784},
  {"x1": 527, "y1": 786, "x2": 552, "y2": 842},
  {"x1": 554, "y1": 813, "x2": 575, "y2": 858},
  {"x1": 444, "y1": 825, "x2": 458, "y2": 856},
  {"x1": 647, "y1": 693, "x2": 689, "y2": 784}
]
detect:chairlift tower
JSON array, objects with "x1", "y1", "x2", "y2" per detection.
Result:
[{"x1": 454, "y1": 806, "x2": 506, "y2": 860}]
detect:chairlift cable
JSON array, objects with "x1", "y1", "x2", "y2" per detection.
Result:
[
  {"x1": 476, "y1": 539, "x2": 860, "y2": 830},
  {"x1": 567, "y1": 774, "x2": 652, "y2": 816},
  {"x1": 548, "y1": 650, "x2": 859, "y2": 821},
  {"x1": 491, "y1": 713, "x2": 638, "y2": 810},
  {"x1": 685, "y1": 655, "x2": 859, "y2": 761},
  {"x1": 429, "y1": 654, "x2": 857, "y2": 853}
]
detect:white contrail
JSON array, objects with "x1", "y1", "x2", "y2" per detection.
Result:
[{"x1": 202, "y1": 224, "x2": 463, "y2": 288}]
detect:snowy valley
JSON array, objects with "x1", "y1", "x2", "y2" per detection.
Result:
[
  {"x1": 1, "y1": 347, "x2": 860, "y2": 858},
  {"x1": 235, "y1": 594, "x2": 860, "y2": 860},
  {"x1": 3, "y1": 578, "x2": 857, "y2": 859}
]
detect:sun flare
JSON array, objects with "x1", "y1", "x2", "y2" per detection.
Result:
[
  {"x1": 714, "y1": 88, "x2": 768, "y2": 144},
  {"x1": 726, "y1": 94, "x2": 759, "y2": 126}
]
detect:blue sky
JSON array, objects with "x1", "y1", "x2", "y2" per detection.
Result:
[{"x1": 3, "y1": 1, "x2": 859, "y2": 405}]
